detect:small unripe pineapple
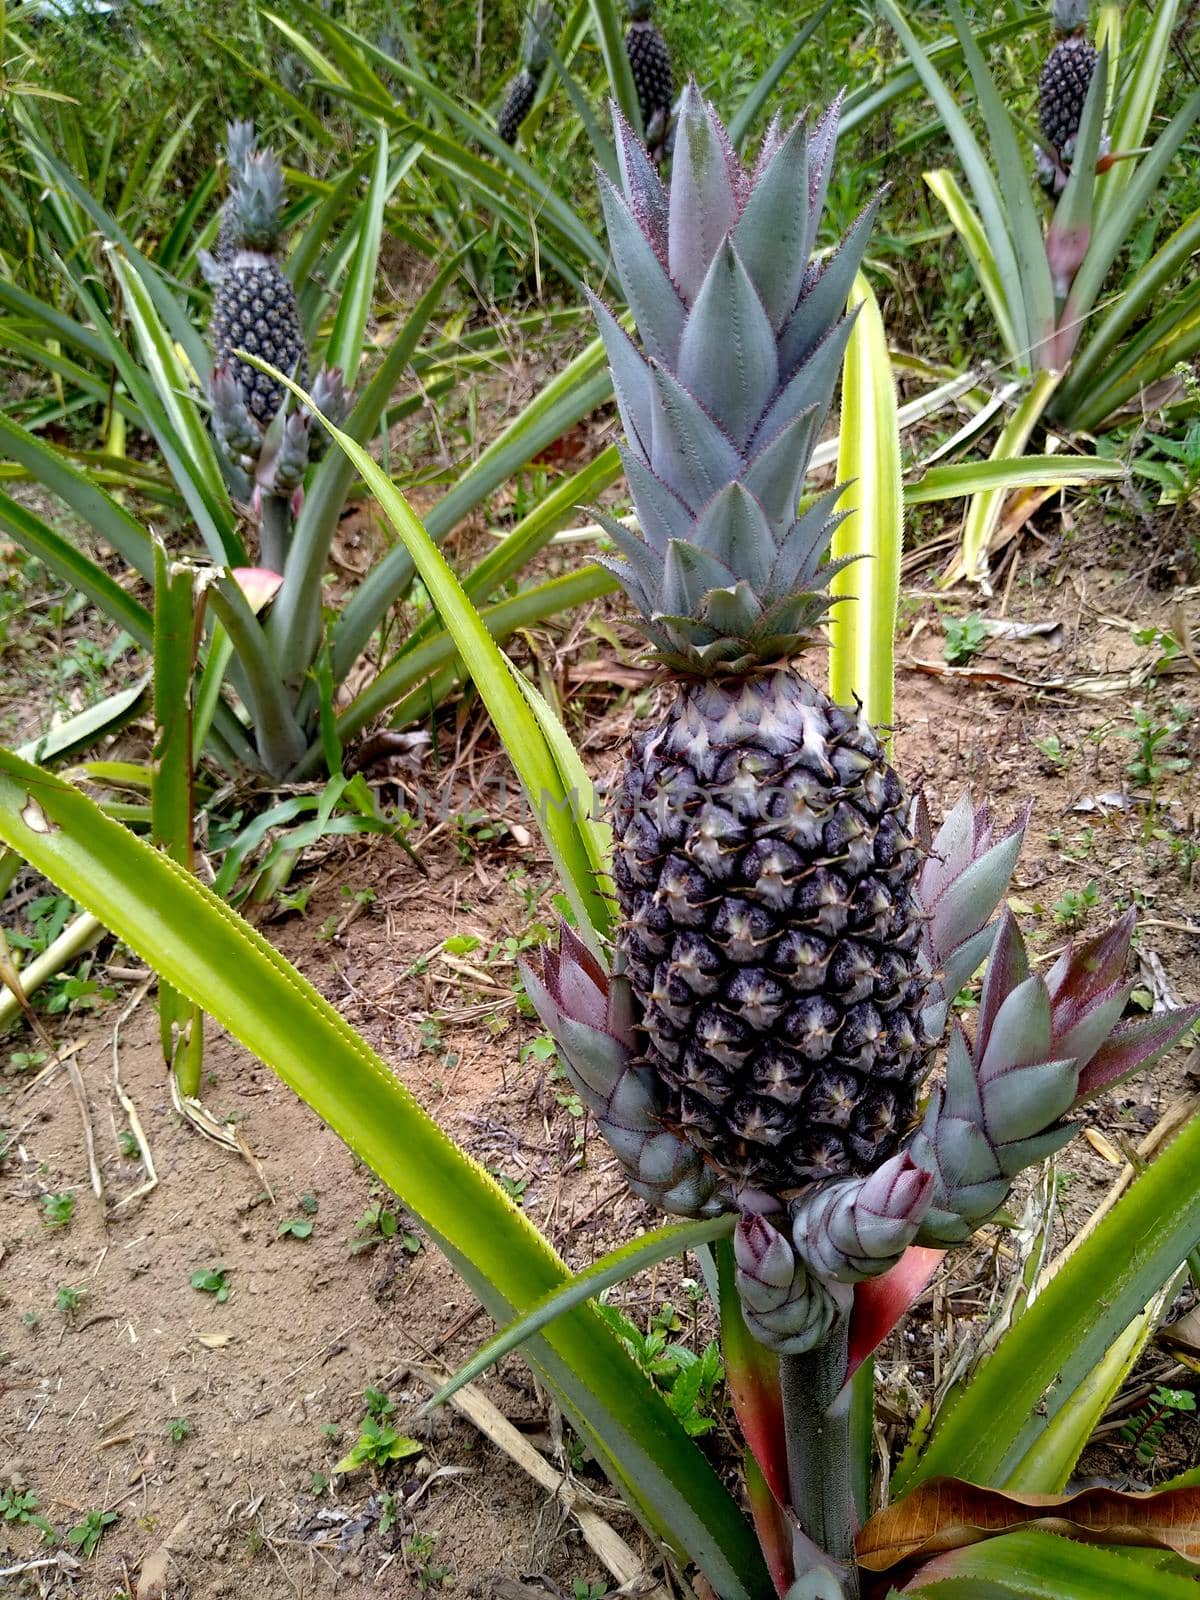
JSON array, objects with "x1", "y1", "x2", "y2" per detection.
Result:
[
  {"x1": 1038, "y1": 0, "x2": 1097, "y2": 157},
  {"x1": 625, "y1": 0, "x2": 673, "y2": 163},
  {"x1": 496, "y1": 3, "x2": 556, "y2": 145},
  {"x1": 208, "y1": 137, "x2": 306, "y2": 428}
]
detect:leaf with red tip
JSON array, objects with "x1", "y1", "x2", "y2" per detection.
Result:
[
  {"x1": 846, "y1": 1246, "x2": 944, "y2": 1385},
  {"x1": 1044, "y1": 909, "x2": 1136, "y2": 1004},
  {"x1": 1074, "y1": 1005, "x2": 1200, "y2": 1103},
  {"x1": 975, "y1": 910, "x2": 1029, "y2": 1055},
  {"x1": 717, "y1": 1236, "x2": 788, "y2": 1506},
  {"x1": 231, "y1": 566, "x2": 283, "y2": 611},
  {"x1": 744, "y1": 1449, "x2": 794, "y2": 1598}
]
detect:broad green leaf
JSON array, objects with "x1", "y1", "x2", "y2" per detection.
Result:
[
  {"x1": 329, "y1": 335, "x2": 613, "y2": 686},
  {"x1": 282, "y1": 3, "x2": 604, "y2": 272},
  {"x1": 902, "y1": 1527, "x2": 1199, "y2": 1598},
  {"x1": 879, "y1": 0, "x2": 1028, "y2": 365},
  {"x1": 954, "y1": 373, "x2": 1061, "y2": 586},
  {"x1": 943, "y1": 0, "x2": 1054, "y2": 368},
  {"x1": 1047, "y1": 46, "x2": 1108, "y2": 311},
  {"x1": 0, "y1": 326, "x2": 145, "y2": 426},
  {"x1": 901, "y1": 1110, "x2": 1200, "y2": 1489},
  {"x1": 152, "y1": 545, "x2": 203, "y2": 1096},
  {"x1": 264, "y1": 11, "x2": 351, "y2": 92},
  {"x1": 906, "y1": 451, "x2": 1122, "y2": 505},
  {"x1": 427, "y1": 1216, "x2": 734, "y2": 1412},
  {"x1": 203, "y1": 33, "x2": 328, "y2": 140},
  {"x1": 322, "y1": 130, "x2": 388, "y2": 381},
  {"x1": 514, "y1": 667, "x2": 612, "y2": 903},
  {"x1": 207, "y1": 580, "x2": 305, "y2": 779},
  {"x1": 288, "y1": 150, "x2": 376, "y2": 308},
  {"x1": 1055, "y1": 209, "x2": 1200, "y2": 420},
  {"x1": 924, "y1": 170, "x2": 1020, "y2": 368},
  {"x1": 1067, "y1": 296, "x2": 1200, "y2": 433},
  {"x1": 1097, "y1": 0, "x2": 1179, "y2": 232},
  {"x1": 268, "y1": 240, "x2": 472, "y2": 694},
  {"x1": 156, "y1": 165, "x2": 219, "y2": 276},
  {"x1": 0, "y1": 279, "x2": 110, "y2": 367},
  {"x1": 0, "y1": 751, "x2": 768, "y2": 1600},
  {"x1": 16, "y1": 684, "x2": 147, "y2": 767},
  {"x1": 110, "y1": 257, "x2": 231, "y2": 528},
  {"x1": 830, "y1": 273, "x2": 901, "y2": 731},
  {"x1": 336, "y1": 566, "x2": 616, "y2": 745},
  {"x1": 1064, "y1": 88, "x2": 1200, "y2": 339},
  {"x1": 26, "y1": 140, "x2": 208, "y2": 377},
  {"x1": 65, "y1": 263, "x2": 244, "y2": 569},
  {"x1": 1002, "y1": 1278, "x2": 1177, "y2": 1494},
  {"x1": 276, "y1": 369, "x2": 613, "y2": 947},
  {"x1": 587, "y1": 0, "x2": 640, "y2": 129}
]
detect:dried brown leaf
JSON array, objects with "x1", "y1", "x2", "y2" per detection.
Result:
[{"x1": 856, "y1": 1476, "x2": 1200, "y2": 1573}]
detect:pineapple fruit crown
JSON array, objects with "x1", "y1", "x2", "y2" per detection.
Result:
[
  {"x1": 226, "y1": 151, "x2": 287, "y2": 253},
  {"x1": 1050, "y1": 0, "x2": 1090, "y2": 35},
  {"x1": 588, "y1": 81, "x2": 880, "y2": 678},
  {"x1": 520, "y1": 1, "x2": 557, "y2": 71}
]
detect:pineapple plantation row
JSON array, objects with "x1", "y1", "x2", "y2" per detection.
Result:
[{"x1": 1, "y1": 1, "x2": 1200, "y2": 1596}]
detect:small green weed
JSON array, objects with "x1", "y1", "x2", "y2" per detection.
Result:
[
  {"x1": 942, "y1": 612, "x2": 987, "y2": 666},
  {"x1": 278, "y1": 1217, "x2": 314, "y2": 1240},
  {"x1": 487, "y1": 1166, "x2": 529, "y2": 1205},
  {"x1": 55, "y1": 1284, "x2": 85, "y2": 1317},
  {"x1": 1124, "y1": 703, "x2": 1191, "y2": 791},
  {"x1": 334, "y1": 1403, "x2": 422, "y2": 1476},
  {"x1": 1052, "y1": 880, "x2": 1099, "y2": 930},
  {"x1": 1120, "y1": 1385, "x2": 1197, "y2": 1465},
  {"x1": 66, "y1": 1507, "x2": 117, "y2": 1558},
  {"x1": 40, "y1": 1192, "x2": 76, "y2": 1228},
  {"x1": 454, "y1": 809, "x2": 509, "y2": 861},
  {"x1": 190, "y1": 1266, "x2": 231, "y2": 1302},
  {"x1": 1032, "y1": 733, "x2": 1065, "y2": 766},
  {"x1": 166, "y1": 1417, "x2": 191, "y2": 1444},
  {"x1": 404, "y1": 1530, "x2": 452, "y2": 1589},
  {"x1": 594, "y1": 1300, "x2": 724, "y2": 1437},
  {"x1": 0, "y1": 1485, "x2": 55, "y2": 1541},
  {"x1": 7, "y1": 1049, "x2": 48, "y2": 1075},
  {"x1": 352, "y1": 1204, "x2": 422, "y2": 1257}
]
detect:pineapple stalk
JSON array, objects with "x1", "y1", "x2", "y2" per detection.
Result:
[{"x1": 780, "y1": 1328, "x2": 858, "y2": 1594}]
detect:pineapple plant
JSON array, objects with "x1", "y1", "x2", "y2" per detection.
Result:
[
  {"x1": 1038, "y1": 0, "x2": 1097, "y2": 160},
  {"x1": 624, "y1": 0, "x2": 673, "y2": 165},
  {"x1": 208, "y1": 133, "x2": 306, "y2": 429},
  {"x1": 203, "y1": 124, "x2": 350, "y2": 554},
  {"x1": 497, "y1": 3, "x2": 556, "y2": 145},
  {"x1": 522, "y1": 88, "x2": 1200, "y2": 1591},
  {"x1": 589, "y1": 88, "x2": 922, "y2": 1193}
]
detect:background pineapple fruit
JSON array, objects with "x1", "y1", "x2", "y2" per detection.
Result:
[
  {"x1": 208, "y1": 138, "x2": 306, "y2": 428},
  {"x1": 497, "y1": 3, "x2": 557, "y2": 145},
  {"x1": 1039, "y1": 0, "x2": 1097, "y2": 158},
  {"x1": 591, "y1": 87, "x2": 927, "y2": 1193},
  {"x1": 624, "y1": 0, "x2": 673, "y2": 165}
]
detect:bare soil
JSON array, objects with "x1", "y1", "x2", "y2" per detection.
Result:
[{"x1": 2, "y1": 510, "x2": 1200, "y2": 1598}]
